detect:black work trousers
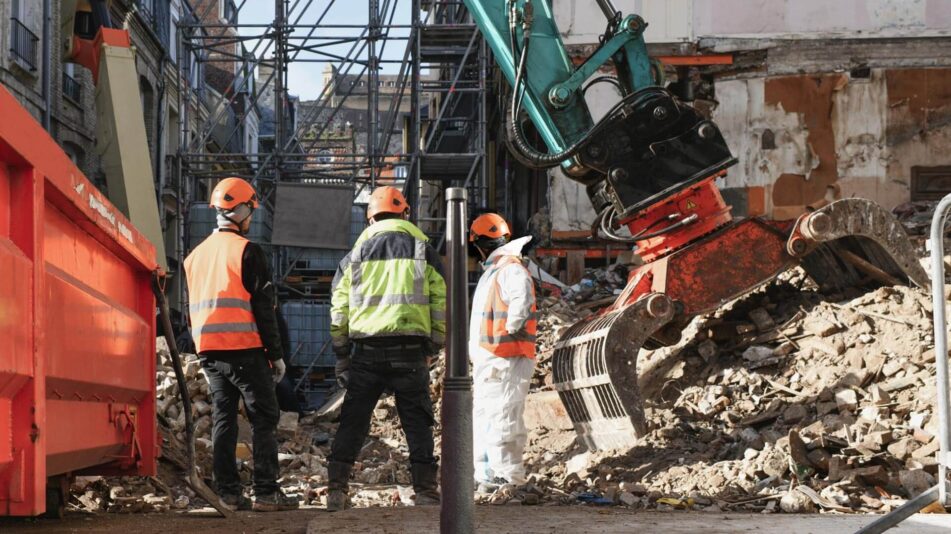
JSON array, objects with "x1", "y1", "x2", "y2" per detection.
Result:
[
  {"x1": 329, "y1": 344, "x2": 436, "y2": 466},
  {"x1": 201, "y1": 350, "x2": 280, "y2": 496}
]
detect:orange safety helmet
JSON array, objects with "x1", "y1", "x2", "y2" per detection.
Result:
[
  {"x1": 210, "y1": 177, "x2": 259, "y2": 210},
  {"x1": 367, "y1": 186, "x2": 409, "y2": 220},
  {"x1": 469, "y1": 213, "x2": 511, "y2": 243}
]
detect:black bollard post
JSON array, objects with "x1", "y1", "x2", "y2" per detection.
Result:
[{"x1": 440, "y1": 187, "x2": 474, "y2": 533}]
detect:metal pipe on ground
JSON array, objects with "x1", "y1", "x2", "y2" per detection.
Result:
[
  {"x1": 440, "y1": 187, "x2": 473, "y2": 534},
  {"x1": 855, "y1": 193, "x2": 951, "y2": 532},
  {"x1": 930, "y1": 193, "x2": 951, "y2": 509}
]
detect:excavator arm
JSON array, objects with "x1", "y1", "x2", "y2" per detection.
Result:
[
  {"x1": 463, "y1": 0, "x2": 735, "y2": 220},
  {"x1": 464, "y1": 0, "x2": 927, "y2": 451},
  {"x1": 61, "y1": 0, "x2": 167, "y2": 270}
]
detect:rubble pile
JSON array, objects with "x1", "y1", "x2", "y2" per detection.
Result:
[
  {"x1": 561, "y1": 264, "x2": 630, "y2": 304},
  {"x1": 520, "y1": 273, "x2": 947, "y2": 513},
  {"x1": 68, "y1": 262, "x2": 945, "y2": 516}
]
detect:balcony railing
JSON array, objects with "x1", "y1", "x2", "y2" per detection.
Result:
[
  {"x1": 10, "y1": 17, "x2": 39, "y2": 71},
  {"x1": 63, "y1": 73, "x2": 82, "y2": 103}
]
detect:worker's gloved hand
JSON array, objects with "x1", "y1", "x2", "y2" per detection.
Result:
[
  {"x1": 271, "y1": 358, "x2": 286, "y2": 384},
  {"x1": 335, "y1": 357, "x2": 351, "y2": 389}
]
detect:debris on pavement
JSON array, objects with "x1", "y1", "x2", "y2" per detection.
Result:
[
  {"x1": 520, "y1": 268, "x2": 945, "y2": 513},
  {"x1": 70, "y1": 258, "x2": 946, "y2": 516}
]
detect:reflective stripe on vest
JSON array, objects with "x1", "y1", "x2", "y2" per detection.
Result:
[
  {"x1": 478, "y1": 255, "x2": 537, "y2": 358},
  {"x1": 184, "y1": 231, "x2": 263, "y2": 353},
  {"x1": 348, "y1": 237, "x2": 428, "y2": 308}
]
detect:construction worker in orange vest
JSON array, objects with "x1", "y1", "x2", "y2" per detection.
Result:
[
  {"x1": 184, "y1": 177, "x2": 298, "y2": 512},
  {"x1": 468, "y1": 213, "x2": 537, "y2": 491}
]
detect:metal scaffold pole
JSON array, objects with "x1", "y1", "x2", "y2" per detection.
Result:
[
  {"x1": 441, "y1": 187, "x2": 474, "y2": 534},
  {"x1": 273, "y1": 0, "x2": 285, "y2": 187},
  {"x1": 368, "y1": 0, "x2": 380, "y2": 188}
]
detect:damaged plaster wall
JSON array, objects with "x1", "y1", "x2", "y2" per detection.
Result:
[
  {"x1": 885, "y1": 69, "x2": 951, "y2": 203},
  {"x1": 693, "y1": 0, "x2": 947, "y2": 37},
  {"x1": 714, "y1": 68, "x2": 951, "y2": 220},
  {"x1": 546, "y1": 1, "x2": 951, "y2": 230}
]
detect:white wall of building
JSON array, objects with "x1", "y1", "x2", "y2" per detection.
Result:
[{"x1": 553, "y1": 0, "x2": 951, "y2": 46}]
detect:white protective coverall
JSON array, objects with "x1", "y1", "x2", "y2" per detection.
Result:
[{"x1": 469, "y1": 236, "x2": 536, "y2": 485}]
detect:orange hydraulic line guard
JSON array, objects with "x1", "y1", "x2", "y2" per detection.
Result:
[{"x1": 0, "y1": 85, "x2": 158, "y2": 516}]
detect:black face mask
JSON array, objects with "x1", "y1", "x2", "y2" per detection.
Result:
[{"x1": 472, "y1": 236, "x2": 509, "y2": 261}]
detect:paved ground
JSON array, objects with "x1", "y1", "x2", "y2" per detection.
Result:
[{"x1": 2, "y1": 507, "x2": 949, "y2": 534}]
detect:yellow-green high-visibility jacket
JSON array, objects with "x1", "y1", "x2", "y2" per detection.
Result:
[{"x1": 330, "y1": 218, "x2": 447, "y2": 351}]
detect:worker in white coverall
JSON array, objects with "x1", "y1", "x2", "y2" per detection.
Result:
[{"x1": 468, "y1": 213, "x2": 537, "y2": 490}]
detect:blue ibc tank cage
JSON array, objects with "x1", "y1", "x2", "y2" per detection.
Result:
[
  {"x1": 283, "y1": 204, "x2": 367, "y2": 272},
  {"x1": 281, "y1": 300, "x2": 335, "y2": 368}
]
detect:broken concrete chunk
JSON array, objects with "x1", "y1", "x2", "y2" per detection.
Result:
[
  {"x1": 868, "y1": 384, "x2": 890, "y2": 405},
  {"x1": 742, "y1": 345, "x2": 774, "y2": 363},
  {"x1": 804, "y1": 318, "x2": 840, "y2": 338},
  {"x1": 787, "y1": 430, "x2": 813, "y2": 469},
  {"x1": 278, "y1": 411, "x2": 300, "y2": 434},
  {"x1": 783, "y1": 405, "x2": 809, "y2": 425},
  {"x1": 862, "y1": 431, "x2": 893, "y2": 452},
  {"x1": 887, "y1": 437, "x2": 918, "y2": 461},
  {"x1": 184, "y1": 359, "x2": 201, "y2": 381},
  {"x1": 618, "y1": 492, "x2": 637, "y2": 506},
  {"x1": 748, "y1": 308, "x2": 776, "y2": 331},
  {"x1": 780, "y1": 489, "x2": 817, "y2": 513},
  {"x1": 835, "y1": 389, "x2": 858, "y2": 412},
  {"x1": 881, "y1": 359, "x2": 904, "y2": 377},
  {"x1": 899, "y1": 469, "x2": 935, "y2": 498},
  {"x1": 565, "y1": 452, "x2": 591, "y2": 476},
  {"x1": 911, "y1": 437, "x2": 940, "y2": 460}
]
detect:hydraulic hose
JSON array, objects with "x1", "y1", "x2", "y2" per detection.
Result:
[
  {"x1": 595, "y1": 207, "x2": 696, "y2": 244},
  {"x1": 504, "y1": 13, "x2": 595, "y2": 170},
  {"x1": 595, "y1": 206, "x2": 638, "y2": 243}
]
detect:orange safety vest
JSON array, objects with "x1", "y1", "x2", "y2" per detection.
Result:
[
  {"x1": 184, "y1": 231, "x2": 263, "y2": 353},
  {"x1": 479, "y1": 255, "x2": 537, "y2": 358}
]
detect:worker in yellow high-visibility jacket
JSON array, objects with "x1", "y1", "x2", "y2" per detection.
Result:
[{"x1": 327, "y1": 186, "x2": 447, "y2": 511}]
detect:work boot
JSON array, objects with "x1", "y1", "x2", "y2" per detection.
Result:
[
  {"x1": 252, "y1": 489, "x2": 299, "y2": 512},
  {"x1": 326, "y1": 461, "x2": 352, "y2": 512},
  {"x1": 410, "y1": 462, "x2": 440, "y2": 506},
  {"x1": 220, "y1": 492, "x2": 252, "y2": 511}
]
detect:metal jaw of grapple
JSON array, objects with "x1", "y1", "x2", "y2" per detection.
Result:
[
  {"x1": 552, "y1": 198, "x2": 928, "y2": 452},
  {"x1": 552, "y1": 294, "x2": 674, "y2": 451}
]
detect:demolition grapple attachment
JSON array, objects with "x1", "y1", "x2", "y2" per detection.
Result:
[
  {"x1": 551, "y1": 198, "x2": 927, "y2": 452},
  {"x1": 552, "y1": 294, "x2": 673, "y2": 451}
]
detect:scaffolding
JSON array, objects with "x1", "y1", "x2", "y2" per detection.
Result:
[
  {"x1": 411, "y1": 0, "x2": 490, "y2": 242},
  {"x1": 176, "y1": 0, "x2": 416, "y2": 199},
  {"x1": 173, "y1": 0, "x2": 495, "y2": 405}
]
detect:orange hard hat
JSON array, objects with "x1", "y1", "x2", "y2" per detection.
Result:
[
  {"x1": 210, "y1": 177, "x2": 258, "y2": 210},
  {"x1": 367, "y1": 186, "x2": 409, "y2": 220},
  {"x1": 470, "y1": 213, "x2": 511, "y2": 242}
]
